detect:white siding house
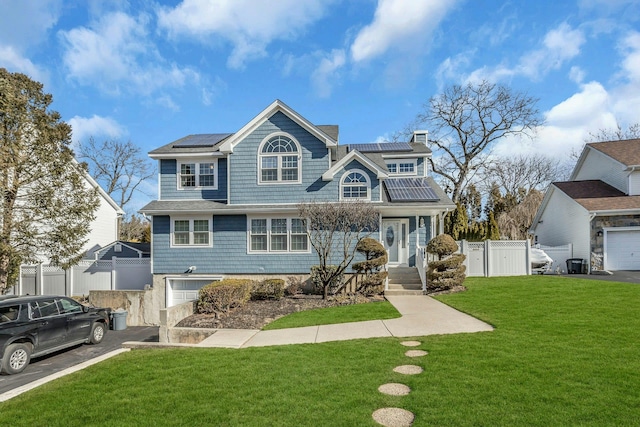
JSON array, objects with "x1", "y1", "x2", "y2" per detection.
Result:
[
  {"x1": 82, "y1": 171, "x2": 124, "y2": 257},
  {"x1": 530, "y1": 139, "x2": 640, "y2": 272}
]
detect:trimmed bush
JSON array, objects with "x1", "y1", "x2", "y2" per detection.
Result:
[
  {"x1": 353, "y1": 237, "x2": 387, "y2": 296},
  {"x1": 197, "y1": 279, "x2": 252, "y2": 314},
  {"x1": 251, "y1": 279, "x2": 285, "y2": 301},
  {"x1": 426, "y1": 234, "x2": 459, "y2": 259},
  {"x1": 285, "y1": 276, "x2": 304, "y2": 296},
  {"x1": 426, "y1": 235, "x2": 466, "y2": 292}
]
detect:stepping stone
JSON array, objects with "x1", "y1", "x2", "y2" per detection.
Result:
[
  {"x1": 405, "y1": 349, "x2": 428, "y2": 358},
  {"x1": 393, "y1": 365, "x2": 423, "y2": 375},
  {"x1": 400, "y1": 340, "x2": 421, "y2": 347},
  {"x1": 372, "y1": 407, "x2": 415, "y2": 427},
  {"x1": 378, "y1": 383, "x2": 411, "y2": 396}
]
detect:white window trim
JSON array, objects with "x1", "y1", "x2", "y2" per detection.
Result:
[
  {"x1": 340, "y1": 169, "x2": 371, "y2": 201},
  {"x1": 170, "y1": 217, "x2": 213, "y2": 248},
  {"x1": 257, "y1": 132, "x2": 302, "y2": 185},
  {"x1": 177, "y1": 158, "x2": 218, "y2": 190},
  {"x1": 246, "y1": 216, "x2": 310, "y2": 254},
  {"x1": 386, "y1": 159, "x2": 417, "y2": 176}
]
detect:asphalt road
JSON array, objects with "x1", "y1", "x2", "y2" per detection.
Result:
[
  {"x1": 0, "y1": 326, "x2": 158, "y2": 395},
  {"x1": 561, "y1": 270, "x2": 640, "y2": 284}
]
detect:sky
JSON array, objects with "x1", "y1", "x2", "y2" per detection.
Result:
[{"x1": 1, "y1": 0, "x2": 640, "y2": 213}]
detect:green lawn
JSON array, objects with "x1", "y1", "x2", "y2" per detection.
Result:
[
  {"x1": 262, "y1": 300, "x2": 401, "y2": 330},
  {"x1": 1, "y1": 276, "x2": 639, "y2": 426}
]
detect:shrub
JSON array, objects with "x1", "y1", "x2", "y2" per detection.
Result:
[
  {"x1": 310, "y1": 265, "x2": 343, "y2": 296},
  {"x1": 426, "y1": 252, "x2": 467, "y2": 292},
  {"x1": 352, "y1": 237, "x2": 387, "y2": 296},
  {"x1": 251, "y1": 279, "x2": 285, "y2": 301},
  {"x1": 285, "y1": 276, "x2": 304, "y2": 296},
  {"x1": 196, "y1": 279, "x2": 252, "y2": 314},
  {"x1": 426, "y1": 234, "x2": 459, "y2": 260}
]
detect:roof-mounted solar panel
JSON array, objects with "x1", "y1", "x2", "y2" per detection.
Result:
[
  {"x1": 348, "y1": 142, "x2": 413, "y2": 153},
  {"x1": 385, "y1": 178, "x2": 439, "y2": 202},
  {"x1": 173, "y1": 133, "x2": 233, "y2": 148}
]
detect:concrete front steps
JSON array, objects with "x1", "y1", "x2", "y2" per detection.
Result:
[{"x1": 385, "y1": 267, "x2": 424, "y2": 296}]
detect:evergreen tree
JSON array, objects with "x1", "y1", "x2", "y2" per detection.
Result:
[
  {"x1": 485, "y1": 211, "x2": 500, "y2": 240},
  {"x1": 0, "y1": 69, "x2": 99, "y2": 293}
]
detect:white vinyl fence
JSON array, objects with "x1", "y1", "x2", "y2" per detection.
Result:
[
  {"x1": 537, "y1": 244, "x2": 573, "y2": 274},
  {"x1": 458, "y1": 240, "x2": 532, "y2": 277},
  {"x1": 17, "y1": 258, "x2": 152, "y2": 297}
]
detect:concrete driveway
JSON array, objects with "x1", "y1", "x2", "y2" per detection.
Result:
[{"x1": 0, "y1": 326, "x2": 158, "y2": 397}]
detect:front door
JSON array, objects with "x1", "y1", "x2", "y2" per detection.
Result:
[{"x1": 382, "y1": 219, "x2": 409, "y2": 266}]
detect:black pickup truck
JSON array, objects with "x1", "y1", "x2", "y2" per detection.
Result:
[{"x1": 0, "y1": 295, "x2": 111, "y2": 374}]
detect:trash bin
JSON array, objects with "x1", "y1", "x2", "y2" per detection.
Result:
[
  {"x1": 566, "y1": 258, "x2": 584, "y2": 274},
  {"x1": 111, "y1": 310, "x2": 128, "y2": 331}
]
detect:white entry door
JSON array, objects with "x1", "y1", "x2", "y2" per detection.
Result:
[{"x1": 382, "y1": 219, "x2": 409, "y2": 266}]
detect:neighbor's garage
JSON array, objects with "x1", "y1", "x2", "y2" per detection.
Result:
[
  {"x1": 167, "y1": 278, "x2": 220, "y2": 307},
  {"x1": 605, "y1": 228, "x2": 640, "y2": 270}
]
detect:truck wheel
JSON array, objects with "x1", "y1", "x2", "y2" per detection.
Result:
[
  {"x1": 1, "y1": 343, "x2": 32, "y2": 375},
  {"x1": 89, "y1": 322, "x2": 106, "y2": 344}
]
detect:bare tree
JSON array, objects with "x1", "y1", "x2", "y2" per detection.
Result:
[
  {"x1": 297, "y1": 200, "x2": 379, "y2": 299},
  {"x1": 482, "y1": 154, "x2": 562, "y2": 195},
  {"x1": 497, "y1": 189, "x2": 544, "y2": 240},
  {"x1": 416, "y1": 80, "x2": 543, "y2": 203},
  {"x1": 587, "y1": 122, "x2": 640, "y2": 142},
  {"x1": 78, "y1": 137, "x2": 155, "y2": 212},
  {"x1": 119, "y1": 214, "x2": 150, "y2": 242}
]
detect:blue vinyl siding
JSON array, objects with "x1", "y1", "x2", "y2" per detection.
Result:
[
  {"x1": 229, "y1": 112, "x2": 337, "y2": 204},
  {"x1": 159, "y1": 158, "x2": 227, "y2": 201},
  {"x1": 153, "y1": 215, "x2": 321, "y2": 274}
]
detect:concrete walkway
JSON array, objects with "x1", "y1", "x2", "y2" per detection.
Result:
[{"x1": 196, "y1": 295, "x2": 493, "y2": 349}]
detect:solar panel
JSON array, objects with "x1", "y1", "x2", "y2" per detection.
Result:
[
  {"x1": 349, "y1": 142, "x2": 413, "y2": 153},
  {"x1": 173, "y1": 133, "x2": 233, "y2": 148},
  {"x1": 385, "y1": 178, "x2": 439, "y2": 202}
]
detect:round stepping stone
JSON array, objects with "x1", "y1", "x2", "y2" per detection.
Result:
[
  {"x1": 372, "y1": 407, "x2": 415, "y2": 427},
  {"x1": 405, "y1": 349, "x2": 428, "y2": 358},
  {"x1": 400, "y1": 340, "x2": 421, "y2": 347},
  {"x1": 378, "y1": 383, "x2": 411, "y2": 396},
  {"x1": 393, "y1": 365, "x2": 423, "y2": 375}
]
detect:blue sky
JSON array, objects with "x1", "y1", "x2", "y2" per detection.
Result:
[{"x1": 1, "y1": 0, "x2": 640, "y2": 212}]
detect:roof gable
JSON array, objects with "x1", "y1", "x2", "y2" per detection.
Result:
[
  {"x1": 554, "y1": 180, "x2": 640, "y2": 212},
  {"x1": 219, "y1": 100, "x2": 337, "y2": 154},
  {"x1": 322, "y1": 150, "x2": 389, "y2": 181},
  {"x1": 587, "y1": 139, "x2": 640, "y2": 168}
]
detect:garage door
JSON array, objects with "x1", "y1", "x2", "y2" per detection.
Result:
[
  {"x1": 167, "y1": 278, "x2": 219, "y2": 307},
  {"x1": 606, "y1": 230, "x2": 640, "y2": 270}
]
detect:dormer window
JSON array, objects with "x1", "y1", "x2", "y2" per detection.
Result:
[
  {"x1": 386, "y1": 159, "x2": 417, "y2": 176},
  {"x1": 259, "y1": 134, "x2": 301, "y2": 184},
  {"x1": 341, "y1": 169, "x2": 370, "y2": 200}
]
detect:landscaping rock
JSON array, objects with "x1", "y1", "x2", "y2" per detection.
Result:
[
  {"x1": 393, "y1": 365, "x2": 423, "y2": 375},
  {"x1": 405, "y1": 349, "x2": 428, "y2": 357},
  {"x1": 372, "y1": 407, "x2": 414, "y2": 427},
  {"x1": 378, "y1": 383, "x2": 411, "y2": 396}
]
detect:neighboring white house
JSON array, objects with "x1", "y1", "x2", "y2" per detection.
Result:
[
  {"x1": 530, "y1": 139, "x2": 640, "y2": 272},
  {"x1": 81, "y1": 169, "x2": 125, "y2": 258}
]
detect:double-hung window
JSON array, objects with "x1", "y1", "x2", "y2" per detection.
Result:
[
  {"x1": 341, "y1": 170, "x2": 370, "y2": 200},
  {"x1": 178, "y1": 160, "x2": 217, "y2": 189},
  {"x1": 248, "y1": 217, "x2": 308, "y2": 253},
  {"x1": 172, "y1": 218, "x2": 212, "y2": 247},
  {"x1": 258, "y1": 135, "x2": 301, "y2": 184}
]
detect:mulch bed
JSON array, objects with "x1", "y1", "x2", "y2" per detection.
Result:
[{"x1": 176, "y1": 294, "x2": 383, "y2": 330}]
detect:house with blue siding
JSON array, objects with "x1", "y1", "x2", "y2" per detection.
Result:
[{"x1": 140, "y1": 100, "x2": 454, "y2": 307}]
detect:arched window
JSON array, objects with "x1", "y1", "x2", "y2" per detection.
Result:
[
  {"x1": 259, "y1": 134, "x2": 300, "y2": 183},
  {"x1": 341, "y1": 170, "x2": 370, "y2": 200}
]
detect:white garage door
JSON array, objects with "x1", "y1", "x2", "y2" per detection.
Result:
[
  {"x1": 167, "y1": 278, "x2": 219, "y2": 307},
  {"x1": 606, "y1": 230, "x2": 640, "y2": 270}
]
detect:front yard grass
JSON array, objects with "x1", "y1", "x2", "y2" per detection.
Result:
[
  {"x1": 262, "y1": 300, "x2": 401, "y2": 330},
  {"x1": 1, "y1": 276, "x2": 639, "y2": 426}
]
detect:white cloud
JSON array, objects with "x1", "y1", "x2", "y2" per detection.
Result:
[
  {"x1": 311, "y1": 49, "x2": 346, "y2": 98},
  {"x1": 0, "y1": 45, "x2": 47, "y2": 82},
  {"x1": 0, "y1": 0, "x2": 62, "y2": 49},
  {"x1": 350, "y1": 0, "x2": 459, "y2": 63},
  {"x1": 466, "y1": 23, "x2": 586, "y2": 83},
  {"x1": 157, "y1": 0, "x2": 330, "y2": 69},
  {"x1": 68, "y1": 115, "x2": 126, "y2": 146},
  {"x1": 60, "y1": 11, "x2": 200, "y2": 97}
]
